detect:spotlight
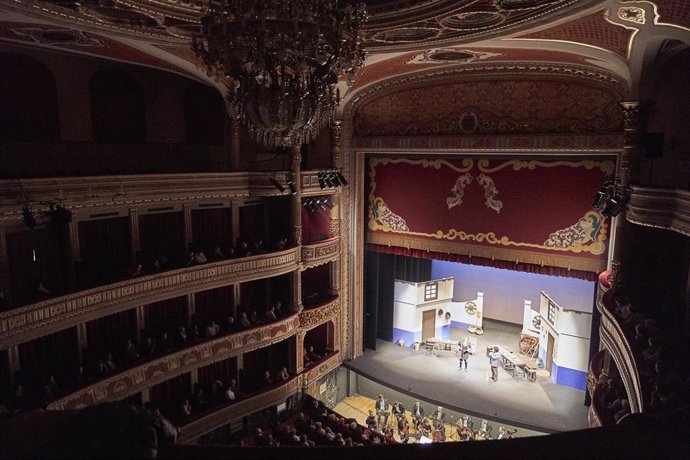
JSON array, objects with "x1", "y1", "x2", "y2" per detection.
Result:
[
  {"x1": 602, "y1": 194, "x2": 629, "y2": 217},
  {"x1": 270, "y1": 177, "x2": 286, "y2": 193},
  {"x1": 329, "y1": 171, "x2": 341, "y2": 187},
  {"x1": 318, "y1": 172, "x2": 326, "y2": 189},
  {"x1": 324, "y1": 199, "x2": 333, "y2": 209},
  {"x1": 287, "y1": 176, "x2": 297, "y2": 195},
  {"x1": 50, "y1": 204, "x2": 72, "y2": 225},
  {"x1": 323, "y1": 172, "x2": 333, "y2": 188},
  {"x1": 22, "y1": 204, "x2": 37, "y2": 228},
  {"x1": 336, "y1": 171, "x2": 348, "y2": 187},
  {"x1": 592, "y1": 190, "x2": 607, "y2": 209}
]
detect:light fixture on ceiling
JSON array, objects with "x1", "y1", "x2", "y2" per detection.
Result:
[{"x1": 193, "y1": 1, "x2": 367, "y2": 148}]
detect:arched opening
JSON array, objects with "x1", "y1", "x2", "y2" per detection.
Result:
[{"x1": 90, "y1": 69, "x2": 146, "y2": 143}]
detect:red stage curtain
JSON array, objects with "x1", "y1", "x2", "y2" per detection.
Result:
[
  {"x1": 144, "y1": 296, "x2": 188, "y2": 337},
  {"x1": 367, "y1": 243, "x2": 596, "y2": 281},
  {"x1": 194, "y1": 286, "x2": 234, "y2": 327},
  {"x1": 138, "y1": 212, "x2": 185, "y2": 264},
  {"x1": 77, "y1": 217, "x2": 131, "y2": 288},
  {"x1": 191, "y1": 208, "x2": 233, "y2": 256}
]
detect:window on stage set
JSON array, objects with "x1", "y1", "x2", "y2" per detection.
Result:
[
  {"x1": 547, "y1": 299, "x2": 557, "y2": 324},
  {"x1": 424, "y1": 282, "x2": 438, "y2": 301}
]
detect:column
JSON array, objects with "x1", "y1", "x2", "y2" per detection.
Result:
[
  {"x1": 65, "y1": 217, "x2": 80, "y2": 289},
  {"x1": 608, "y1": 101, "x2": 643, "y2": 288},
  {"x1": 229, "y1": 117, "x2": 241, "y2": 171},
  {"x1": 136, "y1": 306, "x2": 146, "y2": 343},
  {"x1": 129, "y1": 208, "x2": 140, "y2": 263},
  {"x1": 290, "y1": 145, "x2": 303, "y2": 313},
  {"x1": 330, "y1": 120, "x2": 342, "y2": 168},
  {"x1": 328, "y1": 260, "x2": 340, "y2": 297},
  {"x1": 7, "y1": 345, "x2": 20, "y2": 386},
  {"x1": 183, "y1": 203, "x2": 193, "y2": 248},
  {"x1": 295, "y1": 331, "x2": 305, "y2": 373},
  {"x1": 77, "y1": 323, "x2": 88, "y2": 372},
  {"x1": 187, "y1": 294, "x2": 196, "y2": 326}
]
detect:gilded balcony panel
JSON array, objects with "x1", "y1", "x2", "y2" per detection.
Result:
[
  {"x1": 303, "y1": 352, "x2": 341, "y2": 387},
  {"x1": 47, "y1": 314, "x2": 302, "y2": 411},
  {"x1": 0, "y1": 248, "x2": 300, "y2": 349},
  {"x1": 299, "y1": 297, "x2": 339, "y2": 331},
  {"x1": 177, "y1": 375, "x2": 304, "y2": 444},
  {"x1": 301, "y1": 237, "x2": 340, "y2": 269},
  {"x1": 597, "y1": 276, "x2": 643, "y2": 413},
  {"x1": 627, "y1": 186, "x2": 690, "y2": 237},
  {"x1": 587, "y1": 385, "x2": 604, "y2": 428}
]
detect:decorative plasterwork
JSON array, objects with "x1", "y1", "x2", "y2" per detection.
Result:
[
  {"x1": 626, "y1": 186, "x2": 690, "y2": 237},
  {"x1": 0, "y1": 248, "x2": 300, "y2": 349},
  {"x1": 0, "y1": 172, "x2": 322, "y2": 218},
  {"x1": 343, "y1": 62, "x2": 627, "y2": 125},
  {"x1": 517, "y1": 9, "x2": 634, "y2": 59},
  {"x1": 596, "y1": 279, "x2": 644, "y2": 413},
  {"x1": 354, "y1": 78, "x2": 623, "y2": 137},
  {"x1": 299, "y1": 298, "x2": 340, "y2": 331},
  {"x1": 47, "y1": 314, "x2": 302, "y2": 411},
  {"x1": 301, "y1": 238, "x2": 341, "y2": 269}
]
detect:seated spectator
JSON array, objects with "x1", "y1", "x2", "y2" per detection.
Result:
[
  {"x1": 235, "y1": 240, "x2": 249, "y2": 258},
  {"x1": 206, "y1": 320, "x2": 220, "y2": 338},
  {"x1": 365, "y1": 410, "x2": 377, "y2": 431},
  {"x1": 139, "y1": 336, "x2": 156, "y2": 357},
  {"x1": 613, "y1": 398, "x2": 630, "y2": 422},
  {"x1": 308, "y1": 345, "x2": 322, "y2": 362},
  {"x1": 103, "y1": 352, "x2": 118, "y2": 373},
  {"x1": 250, "y1": 310, "x2": 262, "y2": 326},
  {"x1": 180, "y1": 399, "x2": 192, "y2": 418},
  {"x1": 642, "y1": 337, "x2": 662, "y2": 363},
  {"x1": 158, "y1": 332, "x2": 171, "y2": 353},
  {"x1": 264, "y1": 370, "x2": 273, "y2": 386},
  {"x1": 183, "y1": 250, "x2": 196, "y2": 267},
  {"x1": 251, "y1": 240, "x2": 267, "y2": 254},
  {"x1": 123, "y1": 339, "x2": 139, "y2": 363},
  {"x1": 225, "y1": 384, "x2": 236, "y2": 401},
  {"x1": 175, "y1": 326, "x2": 188, "y2": 347},
  {"x1": 254, "y1": 428, "x2": 268, "y2": 446},
  {"x1": 209, "y1": 245, "x2": 225, "y2": 261},
  {"x1": 265, "y1": 307, "x2": 277, "y2": 322},
  {"x1": 277, "y1": 367, "x2": 289, "y2": 381},
  {"x1": 239, "y1": 312, "x2": 251, "y2": 329},
  {"x1": 128, "y1": 263, "x2": 144, "y2": 278},
  {"x1": 303, "y1": 349, "x2": 313, "y2": 367},
  {"x1": 192, "y1": 384, "x2": 207, "y2": 411},
  {"x1": 225, "y1": 315, "x2": 237, "y2": 333},
  {"x1": 193, "y1": 250, "x2": 208, "y2": 264},
  {"x1": 211, "y1": 380, "x2": 225, "y2": 403},
  {"x1": 189, "y1": 323, "x2": 202, "y2": 342},
  {"x1": 41, "y1": 375, "x2": 60, "y2": 404},
  {"x1": 273, "y1": 301, "x2": 285, "y2": 318}
]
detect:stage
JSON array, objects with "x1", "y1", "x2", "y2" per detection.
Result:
[{"x1": 344, "y1": 319, "x2": 589, "y2": 433}]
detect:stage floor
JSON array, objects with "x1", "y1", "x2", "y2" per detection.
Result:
[{"x1": 345, "y1": 319, "x2": 589, "y2": 433}]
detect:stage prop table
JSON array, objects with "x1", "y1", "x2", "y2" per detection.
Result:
[
  {"x1": 425, "y1": 338, "x2": 459, "y2": 355},
  {"x1": 490, "y1": 345, "x2": 538, "y2": 382}
]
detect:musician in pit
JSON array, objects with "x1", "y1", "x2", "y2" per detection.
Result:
[
  {"x1": 365, "y1": 410, "x2": 377, "y2": 431},
  {"x1": 432, "y1": 405, "x2": 446, "y2": 429},
  {"x1": 392, "y1": 401, "x2": 405, "y2": 432},
  {"x1": 375, "y1": 394, "x2": 389, "y2": 429},
  {"x1": 411, "y1": 401, "x2": 425, "y2": 431}
]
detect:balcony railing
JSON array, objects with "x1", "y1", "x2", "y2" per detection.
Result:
[
  {"x1": 177, "y1": 352, "x2": 341, "y2": 444},
  {"x1": 596, "y1": 271, "x2": 644, "y2": 413},
  {"x1": 587, "y1": 349, "x2": 606, "y2": 428},
  {"x1": 0, "y1": 248, "x2": 300, "y2": 348},
  {"x1": 48, "y1": 313, "x2": 303, "y2": 411},
  {"x1": 299, "y1": 297, "x2": 340, "y2": 331},
  {"x1": 301, "y1": 236, "x2": 340, "y2": 269},
  {"x1": 627, "y1": 186, "x2": 690, "y2": 237}
]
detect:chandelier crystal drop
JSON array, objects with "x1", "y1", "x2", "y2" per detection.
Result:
[{"x1": 194, "y1": 0, "x2": 367, "y2": 148}]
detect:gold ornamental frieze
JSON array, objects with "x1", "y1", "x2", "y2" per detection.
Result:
[
  {"x1": 48, "y1": 313, "x2": 301, "y2": 411},
  {"x1": 299, "y1": 298, "x2": 340, "y2": 330},
  {"x1": 302, "y1": 237, "x2": 340, "y2": 269}
]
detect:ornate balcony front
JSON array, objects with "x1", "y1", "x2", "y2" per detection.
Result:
[
  {"x1": 177, "y1": 352, "x2": 341, "y2": 444},
  {"x1": 0, "y1": 248, "x2": 300, "y2": 348},
  {"x1": 48, "y1": 314, "x2": 302, "y2": 411},
  {"x1": 301, "y1": 236, "x2": 340, "y2": 269},
  {"x1": 299, "y1": 297, "x2": 339, "y2": 331},
  {"x1": 627, "y1": 186, "x2": 690, "y2": 237},
  {"x1": 596, "y1": 272, "x2": 644, "y2": 413}
]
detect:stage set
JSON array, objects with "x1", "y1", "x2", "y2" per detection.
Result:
[{"x1": 360, "y1": 157, "x2": 605, "y2": 434}]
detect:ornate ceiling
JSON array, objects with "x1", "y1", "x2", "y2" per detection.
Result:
[{"x1": 0, "y1": 0, "x2": 689, "y2": 128}]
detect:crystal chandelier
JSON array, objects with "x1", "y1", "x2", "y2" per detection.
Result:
[{"x1": 194, "y1": 1, "x2": 367, "y2": 148}]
